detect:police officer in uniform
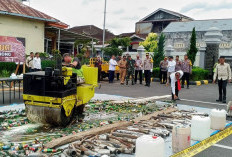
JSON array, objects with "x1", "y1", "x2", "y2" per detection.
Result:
[
  {"x1": 126, "y1": 55, "x2": 135, "y2": 85},
  {"x1": 144, "y1": 53, "x2": 153, "y2": 87}
]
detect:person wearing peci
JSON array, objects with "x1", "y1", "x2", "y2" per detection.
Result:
[
  {"x1": 33, "y1": 52, "x2": 41, "y2": 72},
  {"x1": 166, "y1": 56, "x2": 176, "y2": 86},
  {"x1": 213, "y1": 56, "x2": 231, "y2": 103},
  {"x1": 181, "y1": 54, "x2": 192, "y2": 89},
  {"x1": 160, "y1": 57, "x2": 168, "y2": 84},
  {"x1": 26, "y1": 52, "x2": 34, "y2": 72},
  {"x1": 143, "y1": 53, "x2": 153, "y2": 87},
  {"x1": 170, "y1": 70, "x2": 183, "y2": 101},
  {"x1": 135, "y1": 54, "x2": 143, "y2": 84},
  {"x1": 116, "y1": 56, "x2": 121, "y2": 81},
  {"x1": 118, "y1": 55, "x2": 127, "y2": 85},
  {"x1": 109, "y1": 55, "x2": 118, "y2": 83}
]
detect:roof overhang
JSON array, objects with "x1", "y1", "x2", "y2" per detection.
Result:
[
  {"x1": 45, "y1": 26, "x2": 95, "y2": 42},
  {"x1": 0, "y1": 10, "x2": 57, "y2": 22}
]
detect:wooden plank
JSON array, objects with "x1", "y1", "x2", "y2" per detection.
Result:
[{"x1": 45, "y1": 107, "x2": 176, "y2": 148}]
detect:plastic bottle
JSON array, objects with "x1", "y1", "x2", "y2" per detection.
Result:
[
  {"x1": 136, "y1": 135, "x2": 164, "y2": 157},
  {"x1": 172, "y1": 125, "x2": 191, "y2": 153},
  {"x1": 210, "y1": 109, "x2": 226, "y2": 130},
  {"x1": 191, "y1": 116, "x2": 211, "y2": 141}
]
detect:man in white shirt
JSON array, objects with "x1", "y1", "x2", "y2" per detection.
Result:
[
  {"x1": 109, "y1": 55, "x2": 118, "y2": 83},
  {"x1": 26, "y1": 52, "x2": 34, "y2": 72},
  {"x1": 213, "y1": 56, "x2": 231, "y2": 103},
  {"x1": 167, "y1": 56, "x2": 176, "y2": 86},
  {"x1": 170, "y1": 70, "x2": 183, "y2": 101},
  {"x1": 33, "y1": 52, "x2": 41, "y2": 71}
]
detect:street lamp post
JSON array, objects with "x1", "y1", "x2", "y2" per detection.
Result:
[{"x1": 102, "y1": 0, "x2": 107, "y2": 59}]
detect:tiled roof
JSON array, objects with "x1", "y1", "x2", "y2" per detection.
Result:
[
  {"x1": 163, "y1": 19, "x2": 232, "y2": 33},
  {"x1": 118, "y1": 32, "x2": 147, "y2": 40},
  {"x1": 0, "y1": 0, "x2": 68, "y2": 28},
  {"x1": 69, "y1": 25, "x2": 115, "y2": 43}
]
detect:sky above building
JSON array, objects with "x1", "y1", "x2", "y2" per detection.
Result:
[{"x1": 28, "y1": 0, "x2": 232, "y2": 35}]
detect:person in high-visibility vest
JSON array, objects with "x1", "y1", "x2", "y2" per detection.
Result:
[{"x1": 63, "y1": 53, "x2": 84, "y2": 84}]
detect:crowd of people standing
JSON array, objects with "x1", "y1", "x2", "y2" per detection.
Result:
[
  {"x1": 160, "y1": 54, "x2": 192, "y2": 89},
  {"x1": 107, "y1": 53, "x2": 153, "y2": 87}
]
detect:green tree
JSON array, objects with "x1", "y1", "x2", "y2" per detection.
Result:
[
  {"x1": 102, "y1": 37, "x2": 131, "y2": 57},
  {"x1": 139, "y1": 33, "x2": 158, "y2": 52},
  {"x1": 153, "y1": 33, "x2": 166, "y2": 67},
  {"x1": 187, "y1": 27, "x2": 198, "y2": 65}
]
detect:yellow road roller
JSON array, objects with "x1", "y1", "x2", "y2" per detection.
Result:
[{"x1": 23, "y1": 65, "x2": 98, "y2": 126}]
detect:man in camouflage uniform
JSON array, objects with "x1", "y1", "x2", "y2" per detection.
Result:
[{"x1": 126, "y1": 55, "x2": 135, "y2": 85}]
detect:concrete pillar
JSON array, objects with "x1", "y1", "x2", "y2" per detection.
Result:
[
  {"x1": 137, "y1": 45, "x2": 145, "y2": 59},
  {"x1": 199, "y1": 46, "x2": 206, "y2": 69},
  {"x1": 165, "y1": 45, "x2": 174, "y2": 57},
  {"x1": 204, "y1": 27, "x2": 222, "y2": 77}
]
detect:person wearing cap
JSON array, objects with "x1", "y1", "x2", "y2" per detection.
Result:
[
  {"x1": 135, "y1": 54, "x2": 143, "y2": 84},
  {"x1": 126, "y1": 55, "x2": 135, "y2": 85},
  {"x1": 170, "y1": 70, "x2": 184, "y2": 101},
  {"x1": 166, "y1": 56, "x2": 176, "y2": 86},
  {"x1": 181, "y1": 54, "x2": 192, "y2": 89},
  {"x1": 118, "y1": 55, "x2": 127, "y2": 85},
  {"x1": 143, "y1": 53, "x2": 153, "y2": 87},
  {"x1": 63, "y1": 53, "x2": 84, "y2": 84},
  {"x1": 160, "y1": 57, "x2": 168, "y2": 84},
  {"x1": 213, "y1": 56, "x2": 231, "y2": 103},
  {"x1": 109, "y1": 55, "x2": 118, "y2": 83}
]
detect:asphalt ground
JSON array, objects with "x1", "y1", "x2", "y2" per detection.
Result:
[{"x1": 96, "y1": 80, "x2": 232, "y2": 110}]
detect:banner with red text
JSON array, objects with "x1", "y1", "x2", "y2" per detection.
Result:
[{"x1": 0, "y1": 36, "x2": 25, "y2": 63}]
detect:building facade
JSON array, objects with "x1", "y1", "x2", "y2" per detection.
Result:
[
  {"x1": 163, "y1": 19, "x2": 232, "y2": 68},
  {"x1": 0, "y1": 15, "x2": 45, "y2": 55}
]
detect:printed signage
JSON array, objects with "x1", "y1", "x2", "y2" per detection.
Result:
[{"x1": 0, "y1": 36, "x2": 25, "y2": 62}]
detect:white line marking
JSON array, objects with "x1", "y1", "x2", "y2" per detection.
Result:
[
  {"x1": 180, "y1": 99, "x2": 227, "y2": 106},
  {"x1": 213, "y1": 144, "x2": 232, "y2": 150}
]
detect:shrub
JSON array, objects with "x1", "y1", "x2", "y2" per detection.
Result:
[
  {"x1": 152, "y1": 67, "x2": 209, "y2": 81},
  {"x1": 152, "y1": 67, "x2": 160, "y2": 78},
  {"x1": 191, "y1": 67, "x2": 209, "y2": 81},
  {"x1": 0, "y1": 62, "x2": 17, "y2": 73},
  {"x1": 41, "y1": 60, "x2": 55, "y2": 70},
  {"x1": 0, "y1": 70, "x2": 11, "y2": 77}
]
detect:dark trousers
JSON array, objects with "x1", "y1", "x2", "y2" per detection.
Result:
[
  {"x1": 144, "y1": 70, "x2": 151, "y2": 86},
  {"x1": 135, "y1": 70, "x2": 142, "y2": 84},
  {"x1": 182, "y1": 72, "x2": 190, "y2": 87},
  {"x1": 172, "y1": 82, "x2": 179, "y2": 100},
  {"x1": 160, "y1": 71, "x2": 167, "y2": 83},
  {"x1": 109, "y1": 70, "x2": 115, "y2": 83},
  {"x1": 34, "y1": 69, "x2": 40, "y2": 72},
  {"x1": 218, "y1": 79, "x2": 227, "y2": 100},
  {"x1": 117, "y1": 73, "x2": 120, "y2": 80},
  {"x1": 28, "y1": 68, "x2": 34, "y2": 72}
]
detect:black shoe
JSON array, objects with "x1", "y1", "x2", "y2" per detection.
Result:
[
  {"x1": 145, "y1": 84, "x2": 148, "y2": 86},
  {"x1": 140, "y1": 82, "x2": 142, "y2": 85},
  {"x1": 187, "y1": 86, "x2": 189, "y2": 89},
  {"x1": 216, "y1": 99, "x2": 222, "y2": 102},
  {"x1": 223, "y1": 100, "x2": 227, "y2": 103},
  {"x1": 181, "y1": 85, "x2": 184, "y2": 88},
  {"x1": 147, "y1": 85, "x2": 150, "y2": 87}
]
